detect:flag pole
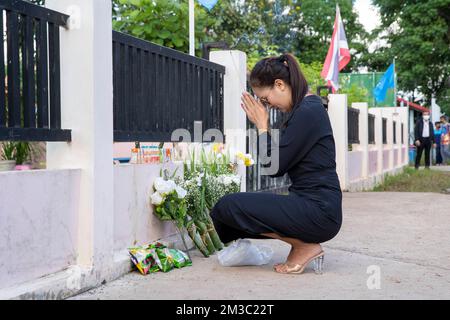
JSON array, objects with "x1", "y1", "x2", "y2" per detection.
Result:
[
  {"x1": 189, "y1": 0, "x2": 195, "y2": 56},
  {"x1": 393, "y1": 58, "x2": 398, "y2": 115}
]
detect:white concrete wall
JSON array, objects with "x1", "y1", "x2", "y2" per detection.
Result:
[
  {"x1": 0, "y1": 0, "x2": 246, "y2": 298},
  {"x1": 210, "y1": 51, "x2": 247, "y2": 191},
  {"x1": 46, "y1": 0, "x2": 114, "y2": 275},
  {"x1": 327, "y1": 101, "x2": 410, "y2": 192},
  {"x1": 328, "y1": 94, "x2": 349, "y2": 190},
  {"x1": 0, "y1": 169, "x2": 81, "y2": 290},
  {"x1": 0, "y1": 164, "x2": 183, "y2": 298},
  {"x1": 113, "y1": 163, "x2": 182, "y2": 251}
]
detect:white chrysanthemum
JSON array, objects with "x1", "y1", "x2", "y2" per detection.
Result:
[
  {"x1": 223, "y1": 176, "x2": 233, "y2": 186},
  {"x1": 154, "y1": 177, "x2": 166, "y2": 191},
  {"x1": 175, "y1": 186, "x2": 187, "y2": 199},
  {"x1": 232, "y1": 175, "x2": 241, "y2": 185},
  {"x1": 166, "y1": 180, "x2": 176, "y2": 192},
  {"x1": 154, "y1": 177, "x2": 176, "y2": 195},
  {"x1": 150, "y1": 192, "x2": 164, "y2": 205}
]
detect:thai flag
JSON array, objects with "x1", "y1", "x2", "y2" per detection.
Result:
[{"x1": 321, "y1": 5, "x2": 351, "y2": 92}]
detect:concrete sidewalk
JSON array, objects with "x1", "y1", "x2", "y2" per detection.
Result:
[{"x1": 70, "y1": 192, "x2": 450, "y2": 300}]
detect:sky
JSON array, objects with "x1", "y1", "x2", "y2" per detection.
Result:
[{"x1": 354, "y1": 0, "x2": 381, "y2": 33}]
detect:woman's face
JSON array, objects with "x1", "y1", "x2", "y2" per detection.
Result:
[{"x1": 251, "y1": 79, "x2": 292, "y2": 113}]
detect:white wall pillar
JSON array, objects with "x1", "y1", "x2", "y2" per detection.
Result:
[
  {"x1": 328, "y1": 94, "x2": 349, "y2": 191},
  {"x1": 46, "y1": 0, "x2": 114, "y2": 273},
  {"x1": 393, "y1": 113, "x2": 401, "y2": 167},
  {"x1": 400, "y1": 107, "x2": 409, "y2": 165},
  {"x1": 353, "y1": 103, "x2": 369, "y2": 179},
  {"x1": 369, "y1": 108, "x2": 383, "y2": 175},
  {"x1": 409, "y1": 109, "x2": 415, "y2": 146},
  {"x1": 210, "y1": 51, "x2": 247, "y2": 192},
  {"x1": 381, "y1": 108, "x2": 394, "y2": 171}
]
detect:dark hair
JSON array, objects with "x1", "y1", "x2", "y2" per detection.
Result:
[
  {"x1": 249, "y1": 53, "x2": 309, "y2": 115},
  {"x1": 435, "y1": 121, "x2": 441, "y2": 126}
]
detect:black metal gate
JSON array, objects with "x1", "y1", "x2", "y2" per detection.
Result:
[{"x1": 112, "y1": 31, "x2": 225, "y2": 142}]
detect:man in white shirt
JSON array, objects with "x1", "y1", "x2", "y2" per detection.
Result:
[{"x1": 414, "y1": 111, "x2": 436, "y2": 169}]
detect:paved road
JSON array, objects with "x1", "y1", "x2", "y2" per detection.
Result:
[{"x1": 71, "y1": 192, "x2": 450, "y2": 300}]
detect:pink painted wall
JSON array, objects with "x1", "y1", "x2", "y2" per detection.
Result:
[
  {"x1": 394, "y1": 149, "x2": 398, "y2": 167},
  {"x1": 348, "y1": 151, "x2": 363, "y2": 182},
  {"x1": 0, "y1": 169, "x2": 80, "y2": 289},
  {"x1": 383, "y1": 150, "x2": 390, "y2": 170},
  {"x1": 113, "y1": 162, "x2": 182, "y2": 251},
  {"x1": 369, "y1": 150, "x2": 378, "y2": 175}
]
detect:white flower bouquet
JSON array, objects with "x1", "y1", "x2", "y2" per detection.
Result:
[{"x1": 150, "y1": 144, "x2": 255, "y2": 258}]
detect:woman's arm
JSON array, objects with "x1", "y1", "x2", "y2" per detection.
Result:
[{"x1": 259, "y1": 104, "x2": 323, "y2": 177}]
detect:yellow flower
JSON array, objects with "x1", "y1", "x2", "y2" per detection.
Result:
[
  {"x1": 236, "y1": 152, "x2": 245, "y2": 161},
  {"x1": 212, "y1": 143, "x2": 220, "y2": 153},
  {"x1": 244, "y1": 158, "x2": 254, "y2": 167}
]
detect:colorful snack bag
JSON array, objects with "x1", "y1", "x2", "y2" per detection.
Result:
[
  {"x1": 154, "y1": 247, "x2": 174, "y2": 272},
  {"x1": 128, "y1": 246, "x2": 158, "y2": 275},
  {"x1": 169, "y1": 249, "x2": 192, "y2": 268}
]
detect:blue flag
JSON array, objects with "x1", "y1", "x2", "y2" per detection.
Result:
[
  {"x1": 373, "y1": 63, "x2": 395, "y2": 103},
  {"x1": 197, "y1": 0, "x2": 218, "y2": 10}
]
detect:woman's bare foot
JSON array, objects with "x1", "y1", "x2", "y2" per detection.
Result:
[
  {"x1": 274, "y1": 247, "x2": 294, "y2": 268},
  {"x1": 260, "y1": 233, "x2": 323, "y2": 273},
  {"x1": 274, "y1": 243, "x2": 323, "y2": 273}
]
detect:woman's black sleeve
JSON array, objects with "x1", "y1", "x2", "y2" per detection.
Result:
[{"x1": 258, "y1": 104, "x2": 323, "y2": 177}]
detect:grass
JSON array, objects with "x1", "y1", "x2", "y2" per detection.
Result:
[{"x1": 372, "y1": 166, "x2": 450, "y2": 193}]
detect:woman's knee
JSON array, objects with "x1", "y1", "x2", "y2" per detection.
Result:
[{"x1": 211, "y1": 193, "x2": 236, "y2": 218}]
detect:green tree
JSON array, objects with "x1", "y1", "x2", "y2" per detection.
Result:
[
  {"x1": 113, "y1": 0, "x2": 211, "y2": 54},
  {"x1": 279, "y1": 0, "x2": 369, "y2": 72},
  {"x1": 369, "y1": 0, "x2": 450, "y2": 114},
  {"x1": 112, "y1": 0, "x2": 280, "y2": 60}
]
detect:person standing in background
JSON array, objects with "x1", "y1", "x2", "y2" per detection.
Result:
[
  {"x1": 414, "y1": 111, "x2": 436, "y2": 169},
  {"x1": 434, "y1": 122, "x2": 443, "y2": 166},
  {"x1": 440, "y1": 115, "x2": 450, "y2": 165}
]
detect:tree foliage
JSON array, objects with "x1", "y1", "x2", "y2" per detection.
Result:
[
  {"x1": 369, "y1": 0, "x2": 450, "y2": 114},
  {"x1": 113, "y1": 0, "x2": 210, "y2": 53},
  {"x1": 273, "y1": 0, "x2": 369, "y2": 72}
]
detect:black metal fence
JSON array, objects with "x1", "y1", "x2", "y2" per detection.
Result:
[
  {"x1": 393, "y1": 121, "x2": 397, "y2": 144},
  {"x1": 401, "y1": 123, "x2": 404, "y2": 144},
  {"x1": 348, "y1": 107, "x2": 360, "y2": 144},
  {"x1": 0, "y1": 0, "x2": 71, "y2": 141},
  {"x1": 382, "y1": 117, "x2": 387, "y2": 144},
  {"x1": 112, "y1": 31, "x2": 225, "y2": 142},
  {"x1": 368, "y1": 113, "x2": 375, "y2": 144},
  {"x1": 246, "y1": 107, "x2": 291, "y2": 194}
]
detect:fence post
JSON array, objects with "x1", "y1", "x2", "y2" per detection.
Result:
[
  {"x1": 45, "y1": 0, "x2": 114, "y2": 277},
  {"x1": 328, "y1": 94, "x2": 349, "y2": 191},
  {"x1": 369, "y1": 108, "x2": 383, "y2": 177},
  {"x1": 382, "y1": 109, "x2": 394, "y2": 172},
  {"x1": 353, "y1": 103, "x2": 369, "y2": 179},
  {"x1": 402, "y1": 107, "x2": 410, "y2": 166},
  {"x1": 210, "y1": 50, "x2": 247, "y2": 192},
  {"x1": 393, "y1": 113, "x2": 400, "y2": 167}
]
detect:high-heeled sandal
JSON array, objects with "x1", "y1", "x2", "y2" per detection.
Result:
[{"x1": 274, "y1": 251, "x2": 325, "y2": 275}]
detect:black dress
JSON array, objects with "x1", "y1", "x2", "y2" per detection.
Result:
[{"x1": 210, "y1": 95, "x2": 342, "y2": 244}]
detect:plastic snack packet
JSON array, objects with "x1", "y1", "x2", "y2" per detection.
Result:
[
  {"x1": 128, "y1": 246, "x2": 159, "y2": 275},
  {"x1": 169, "y1": 248, "x2": 192, "y2": 268},
  {"x1": 154, "y1": 247, "x2": 174, "y2": 273}
]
